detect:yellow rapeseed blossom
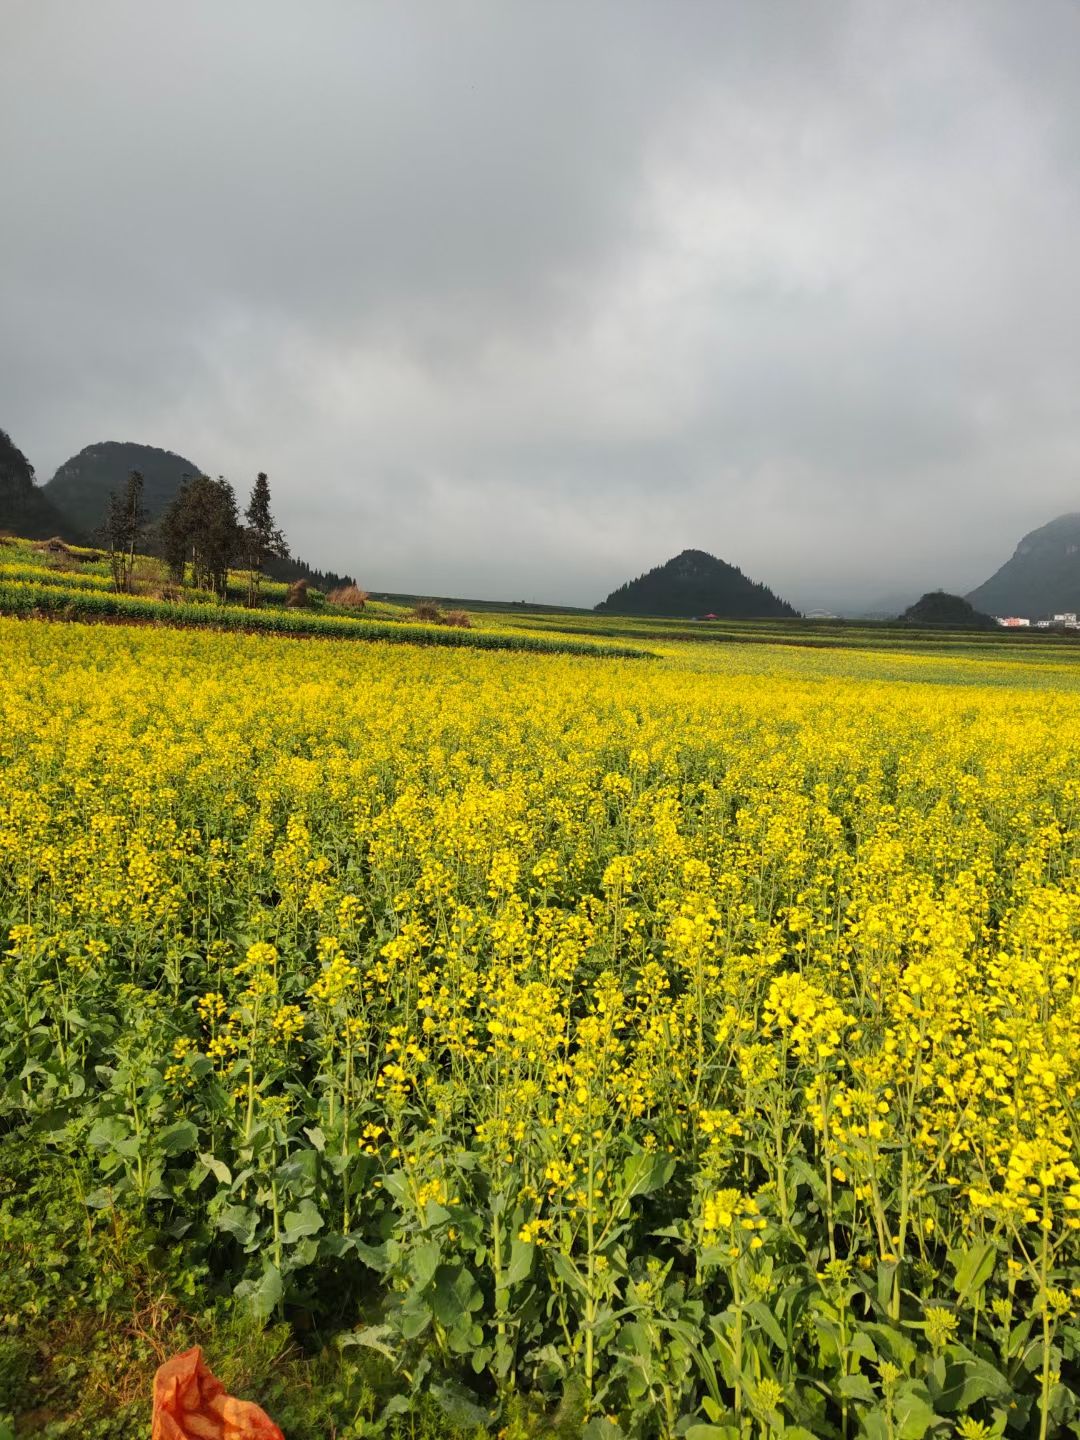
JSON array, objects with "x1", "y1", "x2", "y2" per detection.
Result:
[{"x1": 6, "y1": 615, "x2": 1080, "y2": 1426}]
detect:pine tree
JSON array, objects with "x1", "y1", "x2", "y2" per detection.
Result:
[{"x1": 243, "y1": 472, "x2": 288, "y2": 607}]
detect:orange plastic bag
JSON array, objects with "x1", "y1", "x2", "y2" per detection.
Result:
[{"x1": 152, "y1": 1347, "x2": 285, "y2": 1440}]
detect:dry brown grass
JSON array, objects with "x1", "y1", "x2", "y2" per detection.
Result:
[
  {"x1": 32, "y1": 538, "x2": 81, "y2": 571},
  {"x1": 285, "y1": 579, "x2": 310, "y2": 608},
  {"x1": 326, "y1": 584, "x2": 368, "y2": 609},
  {"x1": 409, "y1": 600, "x2": 443, "y2": 624},
  {"x1": 409, "y1": 601, "x2": 473, "y2": 628},
  {"x1": 34, "y1": 536, "x2": 79, "y2": 559}
]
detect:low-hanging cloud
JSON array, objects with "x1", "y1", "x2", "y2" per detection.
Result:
[{"x1": 3, "y1": 1, "x2": 1080, "y2": 609}]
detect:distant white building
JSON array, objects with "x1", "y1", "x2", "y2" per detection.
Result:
[
  {"x1": 1052, "y1": 612, "x2": 1079, "y2": 627},
  {"x1": 997, "y1": 616, "x2": 1031, "y2": 627}
]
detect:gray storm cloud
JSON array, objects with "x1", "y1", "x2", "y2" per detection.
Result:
[{"x1": 3, "y1": 1, "x2": 1080, "y2": 609}]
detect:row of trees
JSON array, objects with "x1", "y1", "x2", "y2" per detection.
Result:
[{"x1": 104, "y1": 471, "x2": 288, "y2": 604}]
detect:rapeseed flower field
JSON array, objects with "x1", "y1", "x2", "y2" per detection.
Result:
[{"x1": 4, "y1": 616, "x2": 1080, "y2": 1437}]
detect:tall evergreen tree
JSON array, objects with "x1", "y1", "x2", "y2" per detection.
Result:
[
  {"x1": 103, "y1": 469, "x2": 145, "y2": 593},
  {"x1": 203, "y1": 476, "x2": 242, "y2": 600},
  {"x1": 160, "y1": 476, "x2": 195, "y2": 585},
  {"x1": 243, "y1": 472, "x2": 288, "y2": 607},
  {"x1": 159, "y1": 474, "x2": 242, "y2": 600}
]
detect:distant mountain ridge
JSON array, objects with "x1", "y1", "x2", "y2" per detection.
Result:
[
  {"x1": 41, "y1": 440, "x2": 201, "y2": 535},
  {"x1": 596, "y1": 548, "x2": 798, "y2": 618},
  {"x1": 0, "y1": 428, "x2": 79, "y2": 541},
  {"x1": 967, "y1": 513, "x2": 1080, "y2": 617}
]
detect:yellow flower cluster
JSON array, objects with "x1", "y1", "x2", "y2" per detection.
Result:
[{"x1": 699, "y1": 1189, "x2": 766, "y2": 1252}]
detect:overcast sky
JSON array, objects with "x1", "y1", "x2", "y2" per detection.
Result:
[{"x1": 3, "y1": 2, "x2": 1080, "y2": 610}]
